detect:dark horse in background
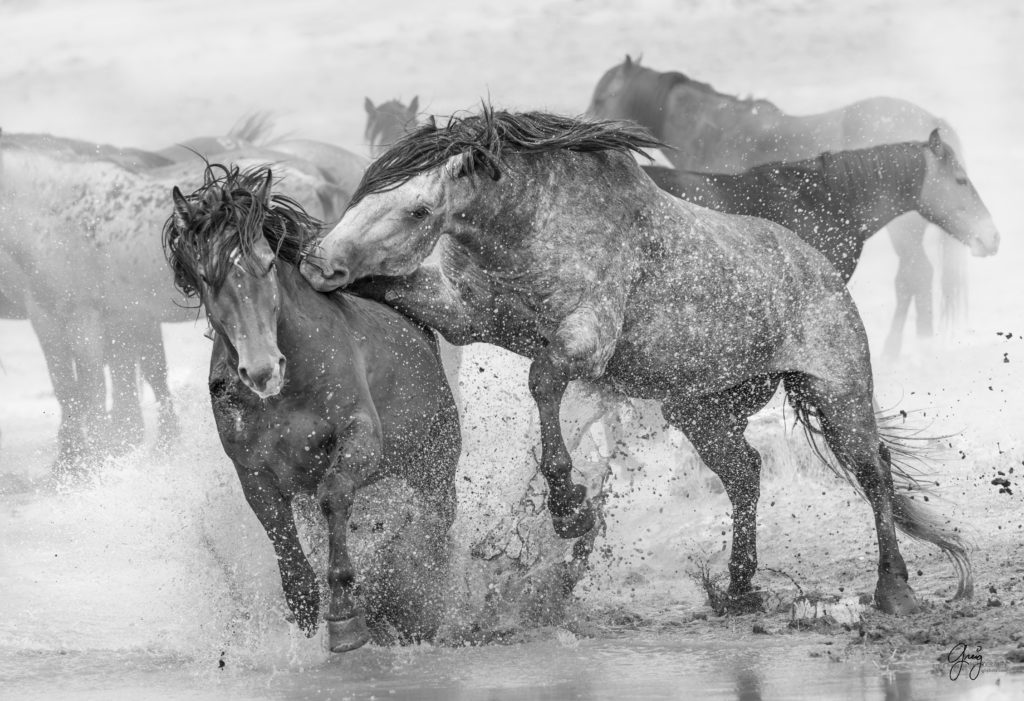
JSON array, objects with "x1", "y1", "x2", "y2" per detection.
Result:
[
  {"x1": 364, "y1": 97, "x2": 421, "y2": 158},
  {"x1": 164, "y1": 164, "x2": 460, "y2": 652},
  {"x1": 643, "y1": 131, "x2": 999, "y2": 283},
  {"x1": 589, "y1": 56, "x2": 999, "y2": 358},
  {"x1": 302, "y1": 108, "x2": 972, "y2": 615}
]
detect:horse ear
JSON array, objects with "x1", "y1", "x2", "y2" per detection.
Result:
[
  {"x1": 364, "y1": 97, "x2": 376, "y2": 116},
  {"x1": 624, "y1": 54, "x2": 633, "y2": 69},
  {"x1": 256, "y1": 168, "x2": 273, "y2": 206},
  {"x1": 408, "y1": 96, "x2": 419, "y2": 116},
  {"x1": 426, "y1": 114, "x2": 437, "y2": 129},
  {"x1": 171, "y1": 186, "x2": 193, "y2": 229},
  {"x1": 927, "y1": 128, "x2": 943, "y2": 153},
  {"x1": 444, "y1": 151, "x2": 474, "y2": 179}
]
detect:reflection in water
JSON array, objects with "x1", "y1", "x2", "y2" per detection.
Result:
[
  {"x1": 735, "y1": 667, "x2": 763, "y2": 701},
  {"x1": 5, "y1": 634, "x2": 1023, "y2": 701}
]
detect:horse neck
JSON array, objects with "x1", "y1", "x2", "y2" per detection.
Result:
[
  {"x1": 274, "y1": 262, "x2": 347, "y2": 353},
  {"x1": 625, "y1": 70, "x2": 689, "y2": 140},
  {"x1": 822, "y1": 144, "x2": 924, "y2": 228}
]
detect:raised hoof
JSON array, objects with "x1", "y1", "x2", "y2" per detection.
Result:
[
  {"x1": 326, "y1": 615, "x2": 371, "y2": 653},
  {"x1": 875, "y1": 576, "x2": 921, "y2": 616},
  {"x1": 551, "y1": 504, "x2": 596, "y2": 539}
]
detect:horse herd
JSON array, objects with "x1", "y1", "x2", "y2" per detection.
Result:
[{"x1": 1, "y1": 56, "x2": 1001, "y2": 653}]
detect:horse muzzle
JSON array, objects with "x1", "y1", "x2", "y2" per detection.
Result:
[{"x1": 238, "y1": 356, "x2": 286, "y2": 399}]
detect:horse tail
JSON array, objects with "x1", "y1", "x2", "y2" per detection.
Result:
[{"x1": 786, "y1": 393, "x2": 974, "y2": 600}]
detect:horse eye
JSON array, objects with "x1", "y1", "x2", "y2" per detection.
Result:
[
  {"x1": 409, "y1": 206, "x2": 430, "y2": 220},
  {"x1": 955, "y1": 177, "x2": 968, "y2": 186}
]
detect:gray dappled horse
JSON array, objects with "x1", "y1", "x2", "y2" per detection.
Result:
[
  {"x1": 165, "y1": 164, "x2": 459, "y2": 652},
  {"x1": 0, "y1": 131, "x2": 342, "y2": 470},
  {"x1": 301, "y1": 109, "x2": 972, "y2": 615},
  {"x1": 588, "y1": 56, "x2": 998, "y2": 358}
]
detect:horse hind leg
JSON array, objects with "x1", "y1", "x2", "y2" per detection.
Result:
[
  {"x1": 662, "y1": 376, "x2": 779, "y2": 612},
  {"x1": 784, "y1": 373, "x2": 920, "y2": 615},
  {"x1": 380, "y1": 406, "x2": 461, "y2": 644}
]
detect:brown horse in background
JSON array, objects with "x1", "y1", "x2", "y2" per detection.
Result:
[
  {"x1": 588, "y1": 56, "x2": 994, "y2": 358},
  {"x1": 642, "y1": 132, "x2": 999, "y2": 283}
]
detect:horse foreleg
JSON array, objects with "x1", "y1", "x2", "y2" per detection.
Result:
[
  {"x1": 106, "y1": 328, "x2": 143, "y2": 453},
  {"x1": 27, "y1": 309, "x2": 80, "y2": 468},
  {"x1": 884, "y1": 216, "x2": 931, "y2": 359},
  {"x1": 528, "y1": 303, "x2": 622, "y2": 538},
  {"x1": 234, "y1": 462, "x2": 321, "y2": 635},
  {"x1": 319, "y1": 413, "x2": 381, "y2": 653},
  {"x1": 136, "y1": 322, "x2": 180, "y2": 451}
]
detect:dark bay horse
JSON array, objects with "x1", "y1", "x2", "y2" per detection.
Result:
[
  {"x1": 588, "y1": 56, "x2": 996, "y2": 357},
  {"x1": 0, "y1": 131, "x2": 342, "y2": 470},
  {"x1": 365, "y1": 97, "x2": 420, "y2": 158},
  {"x1": 164, "y1": 164, "x2": 460, "y2": 652},
  {"x1": 300, "y1": 109, "x2": 971, "y2": 615},
  {"x1": 643, "y1": 131, "x2": 999, "y2": 283}
]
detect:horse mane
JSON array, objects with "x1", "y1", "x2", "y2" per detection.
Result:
[
  {"x1": 819, "y1": 141, "x2": 925, "y2": 205},
  {"x1": 1, "y1": 132, "x2": 173, "y2": 170},
  {"x1": 350, "y1": 105, "x2": 665, "y2": 208},
  {"x1": 162, "y1": 162, "x2": 324, "y2": 298}
]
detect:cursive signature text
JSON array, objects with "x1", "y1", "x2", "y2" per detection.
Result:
[{"x1": 947, "y1": 643, "x2": 983, "y2": 681}]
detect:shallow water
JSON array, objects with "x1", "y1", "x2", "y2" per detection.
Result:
[{"x1": 4, "y1": 633, "x2": 1021, "y2": 701}]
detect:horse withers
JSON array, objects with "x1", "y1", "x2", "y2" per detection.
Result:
[
  {"x1": 164, "y1": 165, "x2": 460, "y2": 652},
  {"x1": 642, "y1": 130, "x2": 999, "y2": 284},
  {"x1": 301, "y1": 108, "x2": 972, "y2": 615}
]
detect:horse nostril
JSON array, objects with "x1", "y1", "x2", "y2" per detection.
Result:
[{"x1": 332, "y1": 267, "x2": 350, "y2": 287}]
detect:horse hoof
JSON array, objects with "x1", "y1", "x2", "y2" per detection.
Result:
[
  {"x1": 724, "y1": 590, "x2": 764, "y2": 614},
  {"x1": 551, "y1": 504, "x2": 596, "y2": 539},
  {"x1": 875, "y1": 577, "x2": 921, "y2": 616},
  {"x1": 326, "y1": 615, "x2": 371, "y2": 653}
]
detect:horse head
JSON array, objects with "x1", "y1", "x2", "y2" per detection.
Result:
[
  {"x1": 918, "y1": 129, "x2": 1000, "y2": 257},
  {"x1": 166, "y1": 166, "x2": 310, "y2": 398},
  {"x1": 364, "y1": 96, "x2": 420, "y2": 159}
]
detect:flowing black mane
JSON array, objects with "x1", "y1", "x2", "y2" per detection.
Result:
[
  {"x1": 350, "y1": 106, "x2": 664, "y2": 208},
  {"x1": 163, "y1": 163, "x2": 323, "y2": 298},
  {"x1": 737, "y1": 140, "x2": 925, "y2": 211},
  {"x1": 820, "y1": 141, "x2": 925, "y2": 206}
]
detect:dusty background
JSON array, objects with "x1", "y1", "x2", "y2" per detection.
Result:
[{"x1": 1, "y1": 0, "x2": 1023, "y2": 696}]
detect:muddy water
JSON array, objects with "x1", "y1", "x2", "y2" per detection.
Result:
[{"x1": 4, "y1": 634, "x2": 1021, "y2": 700}]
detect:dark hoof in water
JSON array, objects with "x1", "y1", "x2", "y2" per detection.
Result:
[
  {"x1": 875, "y1": 577, "x2": 920, "y2": 616},
  {"x1": 724, "y1": 590, "x2": 764, "y2": 614},
  {"x1": 326, "y1": 615, "x2": 371, "y2": 653}
]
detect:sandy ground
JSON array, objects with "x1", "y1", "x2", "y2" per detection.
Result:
[{"x1": 2, "y1": 0, "x2": 1024, "y2": 695}]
